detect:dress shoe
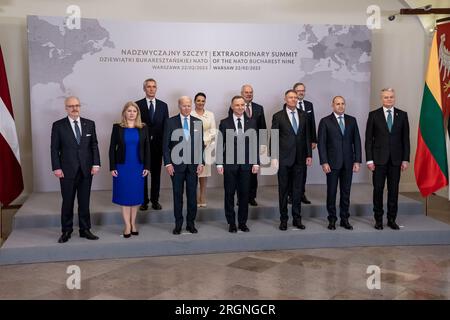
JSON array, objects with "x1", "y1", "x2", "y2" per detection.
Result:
[
  {"x1": 58, "y1": 231, "x2": 72, "y2": 243},
  {"x1": 287, "y1": 196, "x2": 292, "y2": 205},
  {"x1": 238, "y1": 224, "x2": 250, "y2": 232},
  {"x1": 327, "y1": 221, "x2": 336, "y2": 230},
  {"x1": 79, "y1": 229, "x2": 99, "y2": 240},
  {"x1": 152, "y1": 202, "x2": 162, "y2": 210},
  {"x1": 229, "y1": 224, "x2": 237, "y2": 233},
  {"x1": 301, "y1": 195, "x2": 311, "y2": 204},
  {"x1": 340, "y1": 219, "x2": 353, "y2": 230},
  {"x1": 186, "y1": 225, "x2": 198, "y2": 234},
  {"x1": 293, "y1": 219, "x2": 306, "y2": 229},
  {"x1": 387, "y1": 220, "x2": 400, "y2": 230},
  {"x1": 123, "y1": 232, "x2": 131, "y2": 238},
  {"x1": 279, "y1": 221, "x2": 288, "y2": 231},
  {"x1": 249, "y1": 199, "x2": 258, "y2": 206},
  {"x1": 172, "y1": 226, "x2": 182, "y2": 235},
  {"x1": 374, "y1": 221, "x2": 383, "y2": 230},
  {"x1": 139, "y1": 204, "x2": 148, "y2": 211}
]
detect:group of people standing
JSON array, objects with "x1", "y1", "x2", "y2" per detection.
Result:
[{"x1": 50, "y1": 78, "x2": 409, "y2": 243}]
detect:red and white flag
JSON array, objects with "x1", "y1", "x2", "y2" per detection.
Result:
[{"x1": 0, "y1": 45, "x2": 24, "y2": 206}]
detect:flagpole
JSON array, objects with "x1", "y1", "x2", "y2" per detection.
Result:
[{"x1": 0, "y1": 202, "x2": 3, "y2": 243}]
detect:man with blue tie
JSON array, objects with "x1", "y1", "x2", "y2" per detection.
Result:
[
  {"x1": 365, "y1": 88, "x2": 410, "y2": 230},
  {"x1": 271, "y1": 90, "x2": 312, "y2": 231},
  {"x1": 163, "y1": 96, "x2": 204, "y2": 234},
  {"x1": 136, "y1": 78, "x2": 169, "y2": 211},
  {"x1": 287, "y1": 83, "x2": 317, "y2": 205},
  {"x1": 318, "y1": 96, "x2": 361, "y2": 230},
  {"x1": 51, "y1": 96, "x2": 100, "y2": 243}
]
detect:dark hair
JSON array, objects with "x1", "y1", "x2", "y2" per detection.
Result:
[
  {"x1": 194, "y1": 92, "x2": 206, "y2": 100},
  {"x1": 231, "y1": 95, "x2": 245, "y2": 104},
  {"x1": 293, "y1": 82, "x2": 305, "y2": 90},
  {"x1": 285, "y1": 89, "x2": 297, "y2": 96}
]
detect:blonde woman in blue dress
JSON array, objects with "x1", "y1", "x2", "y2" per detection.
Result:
[{"x1": 191, "y1": 92, "x2": 216, "y2": 207}]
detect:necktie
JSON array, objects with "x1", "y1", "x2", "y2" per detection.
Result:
[
  {"x1": 245, "y1": 103, "x2": 252, "y2": 118},
  {"x1": 291, "y1": 111, "x2": 298, "y2": 134},
  {"x1": 149, "y1": 100, "x2": 155, "y2": 123},
  {"x1": 74, "y1": 120, "x2": 81, "y2": 144},
  {"x1": 299, "y1": 100, "x2": 305, "y2": 111},
  {"x1": 237, "y1": 118, "x2": 243, "y2": 134},
  {"x1": 386, "y1": 109, "x2": 393, "y2": 133},
  {"x1": 183, "y1": 117, "x2": 189, "y2": 141},
  {"x1": 338, "y1": 115, "x2": 345, "y2": 135}
]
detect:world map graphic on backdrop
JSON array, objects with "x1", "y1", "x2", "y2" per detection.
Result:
[{"x1": 28, "y1": 15, "x2": 371, "y2": 192}]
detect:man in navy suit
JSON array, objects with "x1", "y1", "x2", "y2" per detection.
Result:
[
  {"x1": 51, "y1": 96, "x2": 100, "y2": 243},
  {"x1": 218, "y1": 96, "x2": 260, "y2": 233},
  {"x1": 271, "y1": 90, "x2": 312, "y2": 231},
  {"x1": 288, "y1": 82, "x2": 317, "y2": 205},
  {"x1": 163, "y1": 96, "x2": 204, "y2": 234},
  {"x1": 318, "y1": 96, "x2": 361, "y2": 230},
  {"x1": 136, "y1": 78, "x2": 169, "y2": 211},
  {"x1": 365, "y1": 88, "x2": 410, "y2": 230}
]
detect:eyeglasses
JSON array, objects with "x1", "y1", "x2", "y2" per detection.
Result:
[{"x1": 66, "y1": 104, "x2": 81, "y2": 108}]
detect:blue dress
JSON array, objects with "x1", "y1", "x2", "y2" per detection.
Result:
[{"x1": 112, "y1": 128, "x2": 144, "y2": 206}]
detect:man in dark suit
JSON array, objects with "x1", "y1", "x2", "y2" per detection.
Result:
[
  {"x1": 163, "y1": 96, "x2": 204, "y2": 234},
  {"x1": 318, "y1": 96, "x2": 361, "y2": 230},
  {"x1": 51, "y1": 96, "x2": 100, "y2": 243},
  {"x1": 136, "y1": 78, "x2": 169, "y2": 211},
  {"x1": 271, "y1": 90, "x2": 312, "y2": 231},
  {"x1": 365, "y1": 88, "x2": 410, "y2": 230},
  {"x1": 218, "y1": 96, "x2": 259, "y2": 233}
]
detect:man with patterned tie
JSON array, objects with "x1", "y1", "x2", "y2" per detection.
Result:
[
  {"x1": 271, "y1": 90, "x2": 312, "y2": 231},
  {"x1": 317, "y1": 96, "x2": 361, "y2": 230},
  {"x1": 136, "y1": 78, "x2": 169, "y2": 211},
  {"x1": 163, "y1": 96, "x2": 204, "y2": 234},
  {"x1": 287, "y1": 82, "x2": 317, "y2": 205},
  {"x1": 365, "y1": 88, "x2": 410, "y2": 230},
  {"x1": 51, "y1": 96, "x2": 101, "y2": 243}
]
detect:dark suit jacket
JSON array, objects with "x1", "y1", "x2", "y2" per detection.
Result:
[
  {"x1": 365, "y1": 107, "x2": 410, "y2": 166},
  {"x1": 51, "y1": 117, "x2": 101, "y2": 179},
  {"x1": 271, "y1": 107, "x2": 312, "y2": 167},
  {"x1": 136, "y1": 98, "x2": 169, "y2": 145},
  {"x1": 301, "y1": 100, "x2": 317, "y2": 144},
  {"x1": 318, "y1": 113, "x2": 362, "y2": 170},
  {"x1": 217, "y1": 115, "x2": 260, "y2": 170},
  {"x1": 108, "y1": 124, "x2": 151, "y2": 171},
  {"x1": 163, "y1": 114, "x2": 204, "y2": 172},
  {"x1": 228, "y1": 102, "x2": 267, "y2": 131}
]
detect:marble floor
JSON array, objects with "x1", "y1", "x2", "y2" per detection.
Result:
[{"x1": 0, "y1": 192, "x2": 449, "y2": 300}]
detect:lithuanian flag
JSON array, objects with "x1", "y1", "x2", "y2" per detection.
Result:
[{"x1": 414, "y1": 24, "x2": 449, "y2": 197}]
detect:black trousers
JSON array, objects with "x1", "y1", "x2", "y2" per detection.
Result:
[
  {"x1": 278, "y1": 164, "x2": 304, "y2": 222},
  {"x1": 171, "y1": 167, "x2": 198, "y2": 227},
  {"x1": 288, "y1": 165, "x2": 307, "y2": 198},
  {"x1": 326, "y1": 167, "x2": 353, "y2": 222},
  {"x1": 59, "y1": 168, "x2": 92, "y2": 233},
  {"x1": 224, "y1": 166, "x2": 251, "y2": 225},
  {"x1": 249, "y1": 173, "x2": 258, "y2": 200},
  {"x1": 372, "y1": 159, "x2": 401, "y2": 222},
  {"x1": 144, "y1": 140, "x2": 162, "y2": 204}
]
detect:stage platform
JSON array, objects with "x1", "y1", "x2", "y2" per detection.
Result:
[{"x1": 1, "y1": 184, "x2": 450, "y2": 265}]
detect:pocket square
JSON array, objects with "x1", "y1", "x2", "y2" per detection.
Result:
[
  {"x1": 307, "y1": 110, "x2": 312, "y2": 113},
  {"x1": 86, "y1": 134, "x2": 92, "y2": 137},
  {"x1": 194, "y1": 129, "x2": 199, "y2": 132}
]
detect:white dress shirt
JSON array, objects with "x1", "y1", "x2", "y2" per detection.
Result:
[
  {"x1": 68, "y1": 116, "x2": 82, "y2": 138},
  {"x1": 233, "y1": 113, "x2": 244, "y2": 132},
  {"x1": 286, "y1": 107, "x2": 299, "y2": 130}
]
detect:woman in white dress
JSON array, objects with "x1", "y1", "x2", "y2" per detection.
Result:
[{"x1": 191, "y1": 92, "x2": 216, "y2": 207}]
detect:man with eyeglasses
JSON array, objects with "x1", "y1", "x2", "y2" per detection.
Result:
[{"x1": 51, "y1": 96, "x2": 101, "y2": 243}]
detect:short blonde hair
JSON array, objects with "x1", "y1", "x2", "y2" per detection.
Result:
[{"x1": 119, "y1": 101, "x2": 145, "y2": 128}]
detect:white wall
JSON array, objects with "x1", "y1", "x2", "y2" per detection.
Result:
[{"x1": 0, "y1": 0, "x2": 433, "y2": 202}]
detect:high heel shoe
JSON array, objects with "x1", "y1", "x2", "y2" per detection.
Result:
[
  {"x1": 131, "y1": 226, "x2": 139, "y2": 236},
  {"x1": 123, "y1": 233, "x2": 131, "y2": 238}
]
